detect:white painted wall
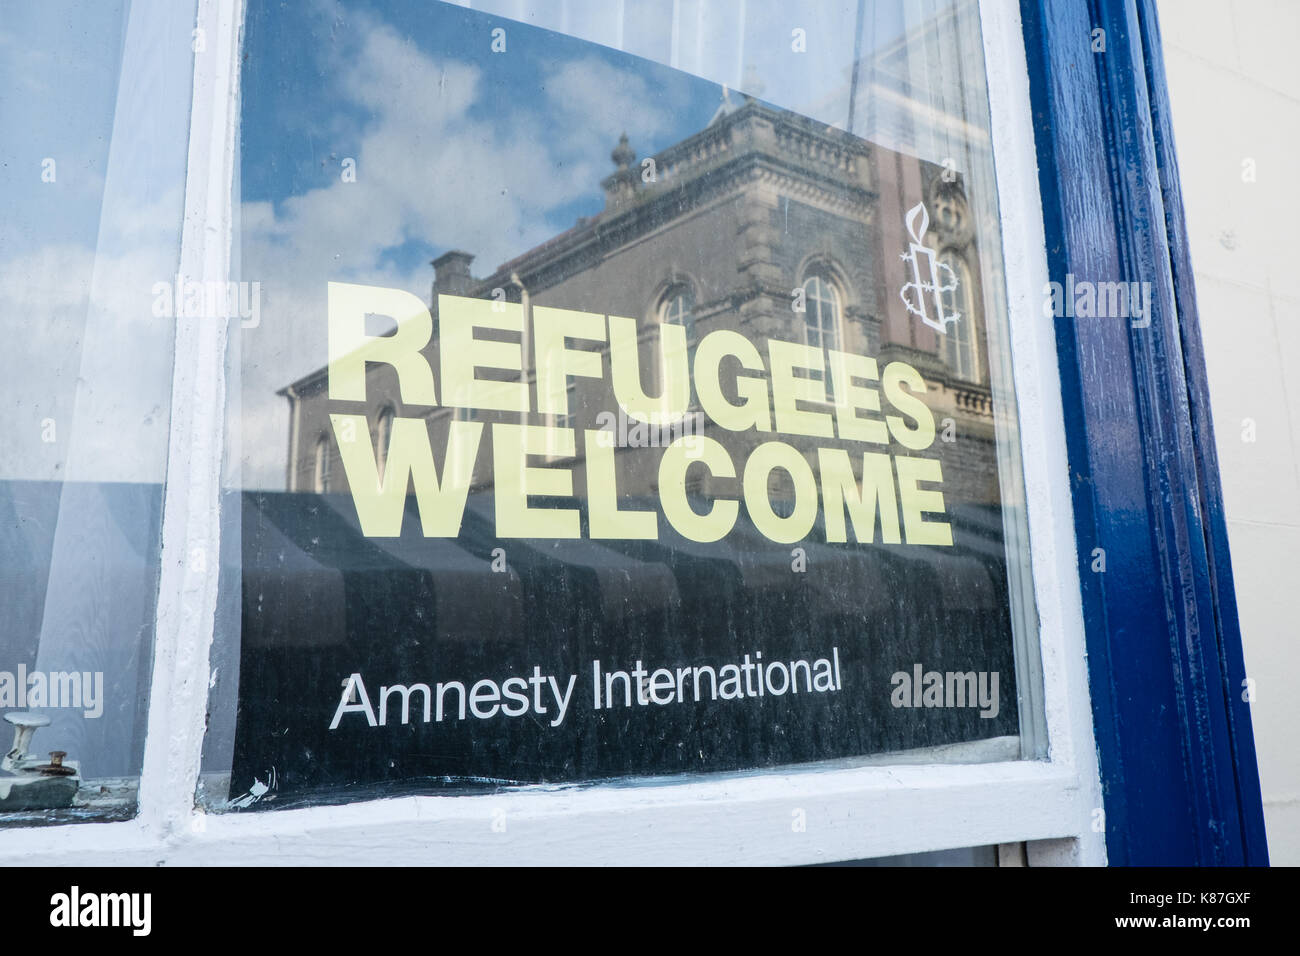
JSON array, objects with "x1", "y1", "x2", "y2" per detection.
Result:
[{"x1": 1158, "y1": 0, "x2": 1300, "y2": 865}]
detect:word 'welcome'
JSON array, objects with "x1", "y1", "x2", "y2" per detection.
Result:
[{"x1": 325, "y1": 281, "x2": 953, "y2": 546}]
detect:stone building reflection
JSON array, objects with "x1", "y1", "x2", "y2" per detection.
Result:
[
  {"x1": 282, "y1": 96, "x2": 997, "y2": 514},
  {"x1": 230, "y1": 10, "x2": 1025, "y2": 794}
]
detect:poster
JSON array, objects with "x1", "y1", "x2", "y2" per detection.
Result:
[{"x1": 225, "y1": 0, "x2": 1028, "y2": 807}]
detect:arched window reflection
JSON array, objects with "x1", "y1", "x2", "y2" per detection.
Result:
[
  {"x1": 801, "y1": 272, "x2": 841, "y2": 353},
  {"x1": 660, "y1": 283, "x2": 695, "y2": 343},
  {"x1": 655, "y1": 282, "x2": 697, "y2": 406},
  {"x1": 939, "y1": 255, "x2": 977, "y2": 381}
]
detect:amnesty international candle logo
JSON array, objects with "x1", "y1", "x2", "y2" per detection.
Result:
[
  {"x1": 900, "y1": 202, "x2": 963, "y2": 335},
  {"x1": 325, "y1": 281, "x2": 953, "y2": 548}
]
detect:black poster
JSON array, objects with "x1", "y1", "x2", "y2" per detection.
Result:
[{"x1": 227, "y1": 1, "x2": 1027, "y2": 808}]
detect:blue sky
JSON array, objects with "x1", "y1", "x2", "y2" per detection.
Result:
[
  {"x1": 240, "y1": 0, "x2": 723, "y2": 278},
  {"x1": 0, "y1": 2, "x2": 127, "y2": 256}
]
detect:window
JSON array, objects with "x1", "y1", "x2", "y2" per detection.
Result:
[
  {"x1": 313, "y1": 435, "x2": 332, "y2": 493},
  {"x1": 940, "y1": 255, "x2": 978, "y2": 381},
  {"x1": 656, "y1": 282, "x2": 697, "y2": 408},
  {"x1": 208, "y1": 0, "x2": 1050, "y2": 813},
  {"x1": 0, "y1": 0, "x2": 194, "y2": 825},
  {"x1": 546, "y1": 380, "x2": 579, "y2": 459},
  {"x1": 659, "y1": 283, "x2": 696, "y2": 344},
  {"x1": 1, "y1": 0, "x2": 1110, "y2": 868},
  {"x1": 556, "y1": 380, "x2": 577, "y2": 432},
  {"x1": 446, "y1": 406, "x2": 480, "y2": 485},
  {"x1": 801, "y1": 272, "x2": 841, "y2": 353}
]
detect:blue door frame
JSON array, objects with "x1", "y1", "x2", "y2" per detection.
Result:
[{"x1": 1019, "y1": 0, "x2": 1268, "y2": 865}]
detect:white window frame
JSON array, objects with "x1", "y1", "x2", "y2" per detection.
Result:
[{"x1": 0, "y1": 0, "x2": 1104, "y2": 866}]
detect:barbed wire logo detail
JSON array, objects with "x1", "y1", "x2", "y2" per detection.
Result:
[{"x1": 900, "y1": 202, "x2": 961, "y2": 334}]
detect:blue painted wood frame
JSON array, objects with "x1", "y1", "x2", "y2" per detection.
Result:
[{"x1": 1019, "y1": 0, "x2": 1268, "y2": 864}]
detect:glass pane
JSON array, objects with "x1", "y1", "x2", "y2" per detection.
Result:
[
  {"x1": 0, "y1": 0, "x2": 195, "y2": 823},
  {"x1": 203, "y1": 0, "x2": 1044, "y2": 812}
]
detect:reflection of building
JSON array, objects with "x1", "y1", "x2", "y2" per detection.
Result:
[{"x1": 283, "y1": 97, "x2": 998, "y2": 510}]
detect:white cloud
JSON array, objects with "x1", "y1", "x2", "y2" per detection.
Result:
[
  {"x1": 0, "y1": 1, "x2": 193, "y2": 484},
  {"x1": 542, "y1": 55, "x2": 676, "y2": 144},
  {"x1": 0, "y1": 181, "x2": 185, "y2": 484}
]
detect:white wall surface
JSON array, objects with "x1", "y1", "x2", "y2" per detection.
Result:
[{"x1": 1158, "y1": 0, "x2": 1300, "y2": 865}]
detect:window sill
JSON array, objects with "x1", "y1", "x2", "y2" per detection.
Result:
[{"x1": 0, "y1": 752, "x2": 1093, "y2": 866}]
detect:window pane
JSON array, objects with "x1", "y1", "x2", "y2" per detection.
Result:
[
  {"x1": 203, "y1": 0, "x2": 1044, "y2": 812},
  {"x1": 0, "y1": 0, "x2": 195, "y2": 822}
]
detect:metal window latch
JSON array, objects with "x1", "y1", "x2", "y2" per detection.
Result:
[{"x1": 0, "y1": 713, "x2": 80, "y2": 811}]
